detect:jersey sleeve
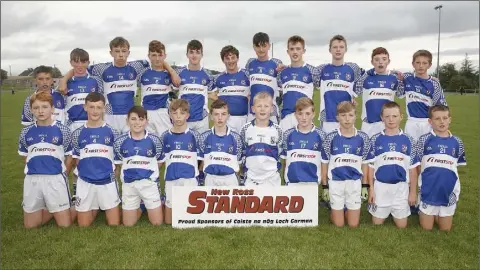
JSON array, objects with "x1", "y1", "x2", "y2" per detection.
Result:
[
  {"x1": 317, "y1": 130, "x2": 328, "y2": 163},
  {"x1": 59, "y1": 124, "x2": 73, "y2": 155},
  {"x1": 280, "y1": 130, "x2": 290, "y2": 160},
  {"x1": 271, "y1": 58, "x2": 283, "y2": 66},
  {"x1": 395, "y1": 77, "x2": 405, "y2": 98},
  {"x1": 21, "y1": 95, "x2": 33, "y2": 126},
  {"x1": 211, "y1": 74, "x2": 220, "y2": 93},
  {"x1": 150, "y1": 135, "x2": 163, "y2": 162},
  {"x1": 87, "y1": 62, "x2": 110, "y2": 77},
  {"x1": 366, "y1": 135, "x2": 377, "y2": 168},
  {"x1": 72, "y1": 128, "x2": 81, "y2": 159},
  {"x1": 353, "y1": 72, "x2": 367, "y2": 97},
  {"x1": 244, "y1": 58, "x2": 255, "y2": 77},
  {"x1": 198, "y1": 131, "x2": 207, "y2": 159},
  {"x1": 92, "y1": 75, "x2": 104, "y2": 95},
  {"x1": 407, "y1": 135, "x2": 420, "y2": 169},
  {"x1": 321, "y1": 132, "x2": 334, "y2": 163},
  {"x1": 205, "y1": 70, "x2": 216, "y2": 92},
  {"x1": 233, "y1": 132, "x2": 244, "y2": 164},
  {"x1": 18, "y1": 127, "x2": 29, "y2": 156},
  {"x1": 307, "y1": 64, "x2": 321, "y2": 89},
  {"x1": 128, "y1": 60, "x2": 150, "y2": 80},
  {"x1": 416, "y1": 134, "x2": 428, "y2": 162},
  {"x1": 455, "y1": 136, "x2": 467, "y2": 166},
  {"x1": 193, "y1": 130, "x2": 203, "y2": 161},
  {"x1": 113, "y1": 135, "x2": 125, "y2": 165},
  {"x1": 360, "y1": 132, "x2": 372, "y2": 163},
  {"x1": 432, "y1": 78, "x2": 448, "y2": 106},
  {"x1": 275, "y1": 125, "x2": 284, "y2": 160},
  {"x1": 159, "y1": 131, "x2": 168, "y2": 163}
]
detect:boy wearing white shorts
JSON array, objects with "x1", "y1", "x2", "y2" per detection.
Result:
[
  {"x1": 321, "y1": 101, "x2": 371, "y2": 228},
  {"x1": 240, "y1": 92, "x2": 284, "y2": 186},
  {"x1": 18, "y1": 91, "x2": 73, "y2": 228},
  {"x1": 159, "y1": 99, "x2": 202, "y2": 224},
  {"x1": 72, "y1": 92, "x2": 121, "y2": 227},
  {"x1": 114, "y1": 106, "x2": 163, "y2": 226},
  {"x1": 199, "y1": 99, "x2": 244, "y2": 186},
  {"x1": 366, "y1": 101, "x2": 419, "y2": 228},
  {"x1": 281, "y1": 97, "x2": 327, "y2": 186},
  {"x1": 416, "y1": 105, "x2": 466, "y2": 231}
]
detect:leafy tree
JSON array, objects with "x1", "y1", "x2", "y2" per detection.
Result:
[
  {"x1": 19, "y1": 68, "x2": 34, "y2": 76},
  {"x1": 438, "y1": 63, "x2": 458, "y2": 91},
  {"x1": 1, "y1": 69, "x2": 7, "y2": 81}
]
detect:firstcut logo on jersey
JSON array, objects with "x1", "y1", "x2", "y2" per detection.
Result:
[
  {"x1": 417, "y1": 131, "x2": 466, "y2": 206},
  {"x1": 278, "y1": 64, "x2": 320, "y2": 119},
  {"x1": 159, "y1": 128, "x2": 202, "y2": 181},
  {"x1": 199, "y1": 127, "x2": 244, "y2": 176},
  {"x1": 65, "y1": 75, "x2": 102, "y2": 125},
  {"x1": 175, "y1": 67, "x2": 215, "y2": 122},
  {"x1": 318, "y1": 63, "x2": 364, "y2": 122},
  {"x1": 281, "y1": 125, "x2": 327, "y2": 184},
  {"x1": 140, "y1": 69, "x2": 173, "y2": 110},
  {"x1": 322, "y1": 128, "x2": 371, "y2": 181},
  {"x1": 72, "y1": 123, "x2": 120, "y2": 185},
  {"x1": 114, "y1": 131, "x2": 163, "y2": 183},
  {"x1": 367, "y1": 130, "x2": 418, "y2": 184},
  {"x1": 355, "y1": 69, "x2": 403, "y2": 124},
  {"x1": 18, "y1": 121, "x2": 73, "y2": 175},
  {"x1": 400, "y1": 73, "x2": 448, "y2": 119},
  {"x1": 240, "y1": 120, "x2": 283, "y2": 182},
  {"x1": 88, "y1": 60, "x2": 149, "y2": 115},
  {"x1": 214, "y1": 69, "x2": 250, "y2": 116}
]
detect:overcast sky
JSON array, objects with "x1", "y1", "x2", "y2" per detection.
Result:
[{"x1": 1, "y1": 1, "x2": 479, "y2": 76}]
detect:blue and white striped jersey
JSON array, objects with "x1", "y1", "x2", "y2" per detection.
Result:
[
  {"x1": 113, "y1": 131, "x2": 163, "y2": 183},
  {"x1": 399, "y1": 73, "x2": 448, "y2": 119},
  {"x1": 367, "y1": 130, "x2": 419, "y2": 184},
  {"x1": 72, "y1": 123, "x2": 120, "y2": 185},
  {"x1": 22, "y1": 89, "x2": 67, "y2": 126},
  {"x1": 213, "y1": 69, "x2": 250, "y2": 116},
  {"x1": 88, "y1": 60, "x2": 150, "y2": 115},
  {"x1": 140, "y1": 68, "x2": 173, "y2": 111},
  {"x1": 199, "y1": 127, "x2": 244, "y2": 176},
  {"x1": 65, "y1": 74, "x2": 103, "y2": 126},
  {"x1": 417, "y1": 131, "x2": 466, "y2": 206},
  {"x1": 159, "y1": 128, "x2": 202, "y2": 181},
  {"x1": 174, "y1": 66, "x2": 215, "y2": 122},
  {"x1": 281, "y1": 125, "x2": 327, "y2": 184},
  {"x1": 244, "y1": 58, "x2": 283, "y2": 115},
  {"x1": 240, "y1": 120, "x2": 283, "y2": 182},
  {"x1": 355, "y1": 69, "x2": 403, "y2": 124},
  {"x1": 278, "y1": 64, "x2": 321, "y2": 119},
  {"x1": 317, "y1": 63, "x2": 364, "y2": 122},
  {"x1": 18, "y1": 121, "x2": 72, "y2": 175},
  {"x1": 322, "y1": 128, "x2": 371, "y2": 181}
]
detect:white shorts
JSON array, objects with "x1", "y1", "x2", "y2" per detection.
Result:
[
  {"x1": 68, "y1": 121, "x2": 86, "y2": 133},
  {"x1": 405, "y1": 118, "x2": 431, "y2": 141},
  {"x1": 245, "y1": 173, "x2": 282, "y2": 186},
  {"x1": 146, "y1": 108, "x2": 172, "y2": 137},
  {"x1": 22, "y1": 174, "x2": 71, "y2": 214},
  {"x1": 286, "y1": 182, "x2": 318, "y2": 186},
  {"x1": 321, "y1": 121, "x2": 340, "y2": 134},
  {"x1": 75, "y1": 178, "x2": 121, "y2": 212},
  {"x1": 368, "y1": 181, "x2": 410, "y2": 219},
  {"x1": 187, "y1": 116, "x2": 209, "y2": 134},
  {"x1": 419, "y1": 201, "x2": 457, "y2": 217},
  {"x1": 205, "y1": 174, "x2": 239, "y2": 186},
  {"x1": 329, "y1": 179, "x2": 362, "y2": 210},
  {"x1": 228, "y1": 115, "x2": 248, "y2": 133},
  {"x1": 361, "y1": 121, "x2": 385, "y2": 138},
  {"x1": 122, "y1": 179, "x2": 162, "y2": 210},
  {"x1": 280, "y1": 113, "x2": 298, "y2": 132},
  {"x1": 247, "y1": 104, "x2": 280, "y2": 124},
  {"x1": 105, "y1": 114, "x2": 129, "y2": 134},
  {"x1": 165, "y1": 178, "x2": 198, "y2": 208}
]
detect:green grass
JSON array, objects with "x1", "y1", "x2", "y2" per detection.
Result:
[{"x1": 1, "y1": 90, "x2": 479, "y2": 269}]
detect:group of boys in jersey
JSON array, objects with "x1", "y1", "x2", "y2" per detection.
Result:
[{"x1": 18, "y1": 32, "x2": 466, "y2": 232}]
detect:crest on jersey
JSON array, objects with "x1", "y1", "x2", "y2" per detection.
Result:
[
  {"x1": 402, "y1": 144, "x2": 408, "y2": 153},
  {"x1": 345, "y1": 73, "x2": 351, "y2": 81},
  {"x1": 427, "y1": 146, "x2": 432, "y2": 151},
  {"x1": 241, "y1": 80, "x2": 246, "y2": 86},
  {"x1": 292, "y1": 75, "x2": 297, "y2": 81},
  {"x1": 129, "y1": 73, "x2": 134, "y2": 79},
  {"x1": 380, "y1": 83, "x2": 384, "y2": 88},
  {"x1": 147, "y1": 149, "x2": 153, "y2": 156},
  {"x1": 303, "y1": 76, "x2": 308, "y2": 82},
  {"x1": 228, "y1": 146, "x2": 234, "y2": 154},
  {"x1": 52, "y1": 136, "x2": 59, "y2": 144},
  {"x1": 426, "y1": 90, "x2": 431, "y2": 95},
  {"x1": 269, "y1": 69, "x2": 275, "y2": 76},
  {"x1": 452, "y1": 148, "x2": 456, "y2": 156},
  {"x1": 356, "y1": 146, "x2": 362, "y2": 154},
  {"x1": 313, "y1": 142, "x2": 319, "y2": 150},
  {"x1": 188, "y1": 143, "x2": 193, "y2": 151},
  {"x1": 335, "y1": 74, "x2": 340, "y2": 79},
  {"x1": 166, "y1": 78, "x2": 170, "y2": 84},
  {"x1": 56, "y1": 101, "x2": 61, "y2": 108},
  {"x1": 258, "y1": 67, "x2": 264, "y2": 73},
  {"x1": 202, "y1": 79, "x2": 207, "y2": 85},
  {"x1": 391, "y1": 83, "x2": 395, "y2": 89},
  {"x1": 91, "y1": 87, "x2": 96, "y2": 92},
  {"x1": 105, "y1": 136, "x2": 111, "y2": 144}
]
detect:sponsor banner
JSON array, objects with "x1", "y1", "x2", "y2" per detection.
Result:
[{"x1": 172, "y1": 186, "x2": 318, "y2": 229}]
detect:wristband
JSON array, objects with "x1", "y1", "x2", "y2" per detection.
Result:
[
  {"x1": 362, "y1": 184, "x2": 370, "y2": 188},
  {"x1": 322, "y1": 184, "x2": 329, "y2": 189}
]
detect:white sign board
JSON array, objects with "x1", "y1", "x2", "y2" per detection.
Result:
[{"x1": 172, "y1": 186, "x2": 318, "y2": 229}]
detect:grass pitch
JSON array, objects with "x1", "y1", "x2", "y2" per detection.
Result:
[{"x1": 1, "y1": 90, "x2": 478, "y2": 269}]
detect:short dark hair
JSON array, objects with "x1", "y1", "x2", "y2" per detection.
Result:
[
  {"x1": 329, "y1": 34, "x2": 347, "y2": 49},
  {"x1": 70, "y1": 48, "x2": 89, "y2": 62},
  {"x1": 381, "y1": 101, "x2": 401, "y2": 115},
  {"x1": 128, "y1": 105, "x2": 148, "y2": 119},
  {"x1": 85, "y1": 92, "x2": 105, "y2": 104},
  {"x1": 149, "y1": 40, "x2": 166, "y2": 54},
  {"x1": 210, "y1": 99, "x2": 229, "y2": 113},
  {"x1": 110, "y1": 36, "x2": 130, "y2": 50},
  {"x1": 33, "y1": 66, "x2": 53, "y2": 78},
  {"x1": 220, "y1": 45, "x2": 239, "y2": 60},
  {"x1": 428, "y1": 104, "x2": 450, "y2": 118},
  {"x1": 412, "y1": 49, "x2": 433, "y2": 64},
  {"x1": 187, "y1": 40, "x2": 203, "y2": 53},
  {"x1": 371, "y1": 47, "x2": 389, "y2": 60},
  {"x1": 287, "y1": 35, "x2": 305, "y2": 49},
  {"x1": 253, "y1": 32, "x2": 270, "y2": 46}
]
